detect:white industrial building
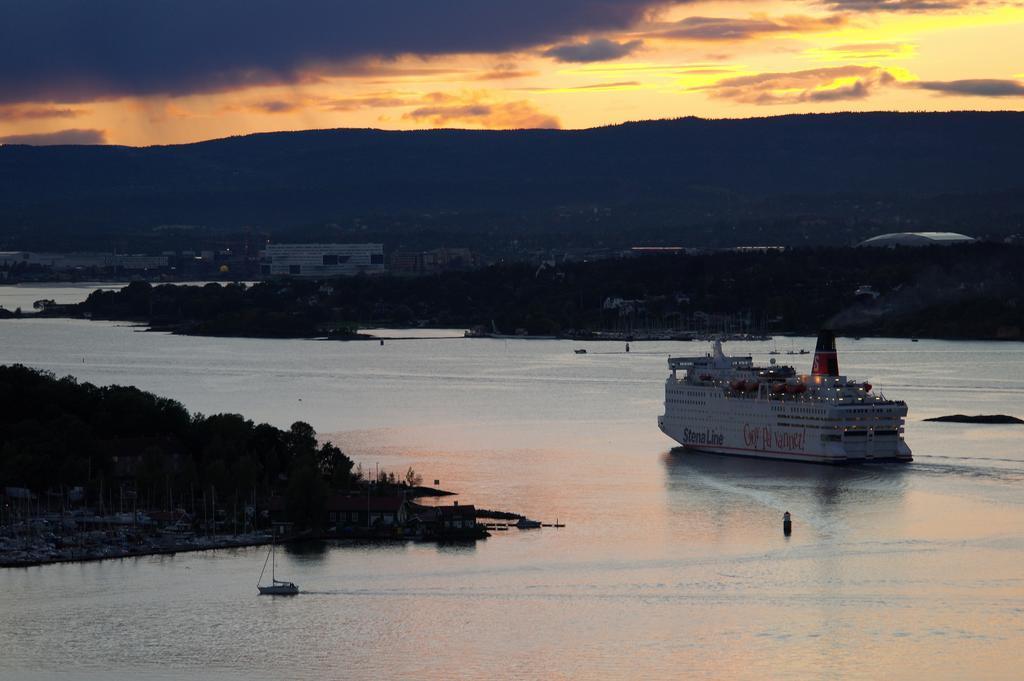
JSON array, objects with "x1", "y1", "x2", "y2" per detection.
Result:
[{"x1": 261, "y1": 243, "x2": 385, "y2": 277}]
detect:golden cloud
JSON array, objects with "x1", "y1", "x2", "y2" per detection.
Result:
[
  {"x1": 0, "y1": 106, "x2": 82, "y2": 121},
  {"x1": 402, "y1": 91, "x2": 559, "y2": 128},
  {"x1": 807, "y1": 42, "x2": 917, "y2": 60},
  {"x1": 698, "y1": 65, "x2": 904, "y2": 104}
]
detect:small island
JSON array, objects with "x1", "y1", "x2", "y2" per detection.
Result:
[
  {"x1": 0, "y1": 365, "x2": 490, "y2": 568},
  {"x1": 923, "y1": 414, "x2": 1024, "y2": 424}
]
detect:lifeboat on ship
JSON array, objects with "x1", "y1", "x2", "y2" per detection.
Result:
[
  {"x1": 770, "y1": 382, "x2": 786, "y2": 394},
  {"x1": 785, "y1": 382, "x2": 807, "y2": 394}
]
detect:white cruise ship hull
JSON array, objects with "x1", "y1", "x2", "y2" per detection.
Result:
[
  {"x1": 659, "y1": 407, "x2": 912, "y2": 464},
  {"x1": 660, "y1": 333, "x2": 912, "y2": 464}
]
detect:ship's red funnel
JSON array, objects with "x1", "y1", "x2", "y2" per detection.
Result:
[{"x1": 811, "y1": 330, "x2": 839, "y2": 376}]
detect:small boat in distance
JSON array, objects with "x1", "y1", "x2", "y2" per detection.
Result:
[
  {"x1": 515, "y1": 517, "x2": 542, "y2": 529},
  {"x1": 257, "y1": 535, "x2": 298, "y2": 596},
  {"x1": 574, "y1": 348, "x2": 587, "y2": 354}
]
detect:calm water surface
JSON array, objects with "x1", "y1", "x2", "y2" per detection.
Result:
[{"x1": 1, "y1": 318, "x2": 1022, "y2": 680}]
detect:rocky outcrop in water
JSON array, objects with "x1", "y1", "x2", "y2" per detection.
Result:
[{"x1": 924, "y1": 414, "x2": 1024, "y2": 424}]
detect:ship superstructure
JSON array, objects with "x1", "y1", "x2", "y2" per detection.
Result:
[{"x1": 658, "y1": 331, "x2": 912, "y2": 463}]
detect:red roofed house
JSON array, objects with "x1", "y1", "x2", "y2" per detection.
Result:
[{"x1": 326, "y1": 494, "x2": 408, "y2": 528}]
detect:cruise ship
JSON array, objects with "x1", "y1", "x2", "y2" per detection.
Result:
[{"x1": 658, "y1": 331, "x2": 912, "y2": 463}]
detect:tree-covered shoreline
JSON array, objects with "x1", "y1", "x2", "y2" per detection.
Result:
[
  {"x1": 36, "y1": 243, "x2": 1024, "y2": 341},
  {"x1": 0, "y1": 364, "x2": 357, "y2": 528},
  {"x1": 0, "y1": 366, "x2": 488, "y2": 567}
]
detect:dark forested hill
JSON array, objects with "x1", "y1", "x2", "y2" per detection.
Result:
[{"x1": 2, "y1": 112, "x2": 1023, "y2": 248}]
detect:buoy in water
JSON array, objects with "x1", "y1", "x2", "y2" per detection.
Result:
[{"x1": 783, "y1": 511, "x2": 792, "y2": 536}]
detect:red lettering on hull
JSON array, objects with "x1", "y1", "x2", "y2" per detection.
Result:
[{"x1": 742, "y1": 423, "x2": 807, "y2": 452}]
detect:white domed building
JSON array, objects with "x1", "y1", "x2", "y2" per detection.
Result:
[{"x1": 857, "y1": 232, "x2": 976, "y2": 248}]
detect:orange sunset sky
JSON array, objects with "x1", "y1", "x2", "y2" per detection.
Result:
[{"x1": 1, "y1": 0, "x2": 1022, "y2": 146}]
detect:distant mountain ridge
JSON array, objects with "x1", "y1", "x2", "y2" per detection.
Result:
[{"x1": 1, "y1": 112, "x2": 1023, "y2": 244}]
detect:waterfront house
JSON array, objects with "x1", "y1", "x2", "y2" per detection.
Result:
[
  {"x1": 326, "y1": 495, "x2": 408, "y2": 528},
  {"x1": 408, "y1": 502, "x2": 481, "y2": 538}
]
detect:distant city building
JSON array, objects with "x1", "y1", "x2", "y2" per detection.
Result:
[
  {"x1": 731, "y1": 246, "x2": 786, "y2": 253},
  {"x1": 261, "y1": 243, "x2": 385, "y2": 277},
  {"x1": 390, "y1": 247, "x2": 479, "y2": 274},
  {"x1": 857, "y1": 232, "x2": 975, "y2": 248},
  {"x1": 390, "y1": 251, "x2": 422, "y2": 273},
  {"x1": 0, "y1": 251, "x2": 168, "y2": 270}
]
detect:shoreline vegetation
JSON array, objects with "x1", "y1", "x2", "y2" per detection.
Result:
[
  {"x1": 0, "y1": 365, "x2": 496, "y2": 569},
  {"x1": 12, "y1": 243, "x2": 1024, "y2": 342}
]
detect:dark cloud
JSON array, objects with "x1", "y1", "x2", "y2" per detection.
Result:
[
  {"x1": 0, "y1": 106, "x2": 80, "y2": 121},
  {"x1": 820, "y1": 0, "x2": 978, "y2": 10},
  {"x1": 0, "y1": 1, "x2": 671, "y2": 104},
  {"x1": 804, "y1": 79, "x2": 870, "y2": 101},
  {"x1": 408, "y1": 103, "x2": 492, "y2": 119},
  {"x1": 654, "y1": 15, "x2": 846, "y2": 41},
  {"x1": 476, "y1": 64, "x2": 538, "y2": 80},
  {"x1": 913, "y1": 79, "x2": 1024, "y2": 96},
  {"x1": 254, "y1": 100, "x2": 299, "y2": 113},
  {"x1": 0, "y1": 128, "x2": 106, "y2": 145},
  {"x1": 543, "y1": 37, "x2": 644, "y2": 63},
  {"x1": 705, "y1": 70, "x2": 1024, "y2": 105},
  {"x1": 325, "y1": 96, "x2": 411, "y2": 112},
  {"x1": 699, "y1": 66, "x2": 896, "y2": 104}
]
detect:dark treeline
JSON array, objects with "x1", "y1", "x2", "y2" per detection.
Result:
[
  {"x1": 0, "y1": 365, "x2": 356, "y2": 527},
  {"x1": 81, "y1": 280, "x2": 360, "y2": 338},
  {"x1": 66, "y1": 242, "x2": 1024, "y2": 339}
]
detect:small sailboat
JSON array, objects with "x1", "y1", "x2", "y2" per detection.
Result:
[{"x1": 257, "y1": 535, "x2": 298, "y2": 596}]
